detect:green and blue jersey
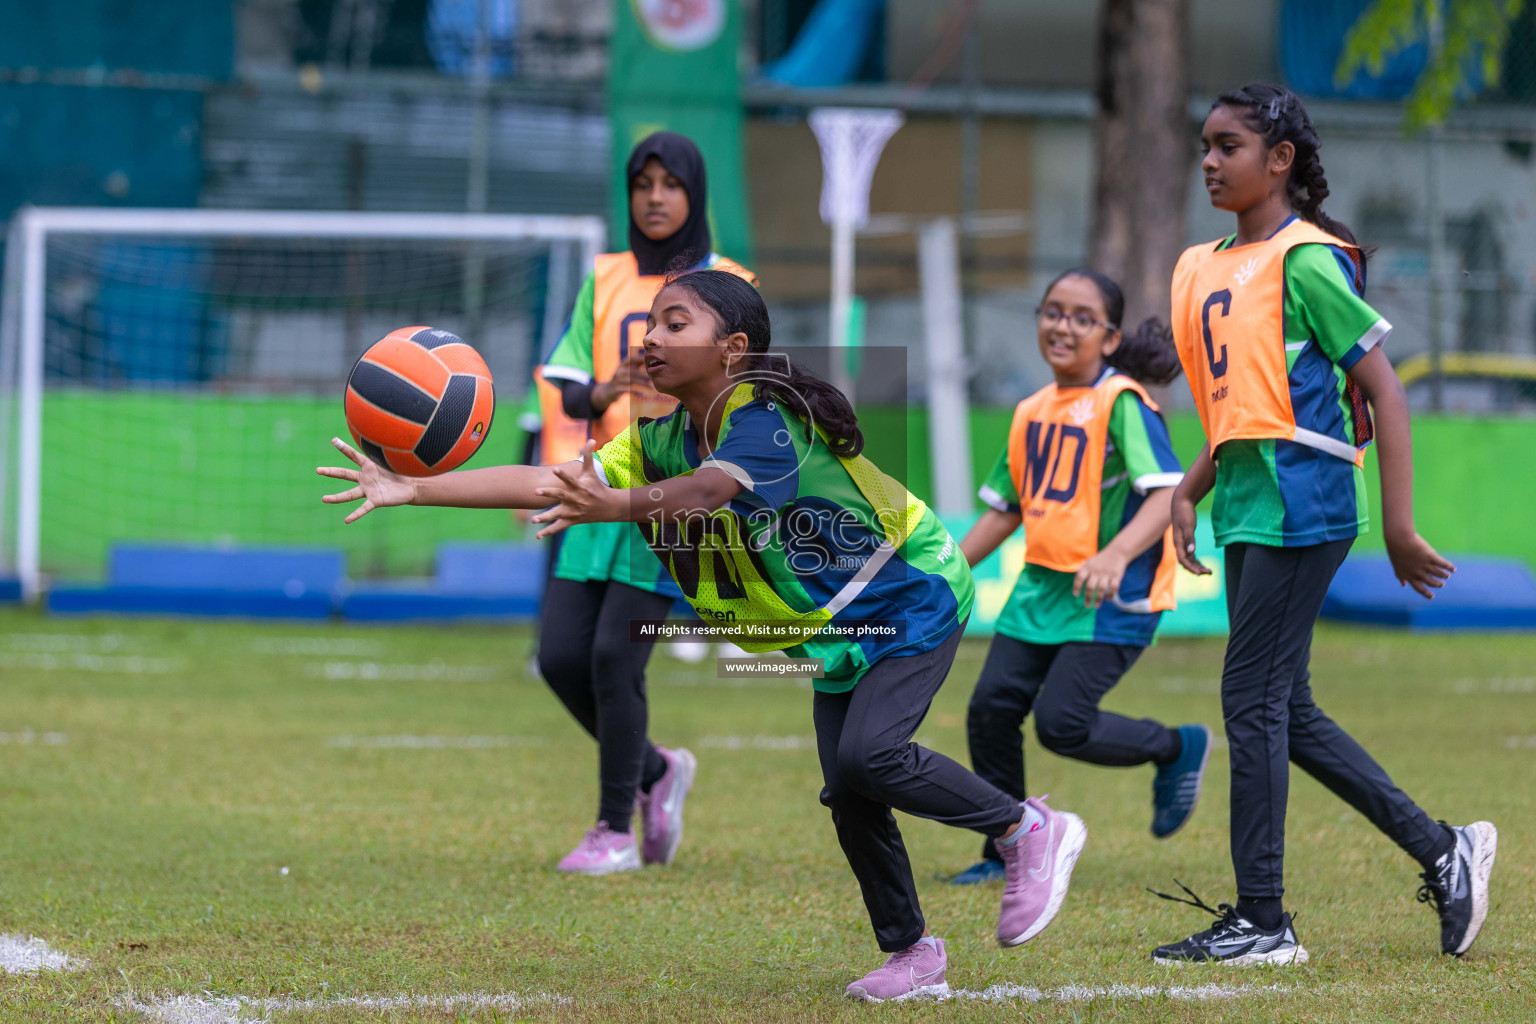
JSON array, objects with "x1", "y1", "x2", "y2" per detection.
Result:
[{"x1": 594, "y1": 389, "x2": 973, "y2": 692}]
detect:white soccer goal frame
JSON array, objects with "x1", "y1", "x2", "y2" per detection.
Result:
[{"x1": 0, "y1": 206, "x2": 606, "y2": 600}]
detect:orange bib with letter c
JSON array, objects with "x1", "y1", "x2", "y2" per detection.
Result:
[{"x1": 1170, "y1": 219, "x2": 1372, "y2": 467}]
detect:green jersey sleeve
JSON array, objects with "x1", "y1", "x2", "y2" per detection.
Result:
[
  {"x1": 1107, "y1": 389, "x2": 1184, "y2": 494},
  {"x1": 1284, "y1": 244, "x2": 1391, "y2": 371},
  {"x1": 541, "y1": 271, "x2": 597, "y2": 384},
  {"x1": 978, "y1": 444, "x2": 1020, "y2": 513}
]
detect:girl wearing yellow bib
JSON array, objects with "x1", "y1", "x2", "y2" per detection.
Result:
[
  {"x1": 951, "y1": 269, "x2": 1209, "y2": 888},
  {"x1": 317, "y1": 270, "x2": 1086, "y2": 1002},
  {"x1": 1154, "y1": 84, "x2": 1494, "y2": 966},
  {"x1": 534, "y1": 132, "x2": 755, "y2": 876}
]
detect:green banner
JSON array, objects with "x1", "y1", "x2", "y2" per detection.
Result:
[{"x1": 607, "y1": 0, "x2": 754, "y2": 265}]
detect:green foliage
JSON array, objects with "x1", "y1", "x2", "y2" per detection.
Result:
[
  {"x1": 0, "y1": 611, "x2": 1532, "y2": 1021},
  {"x1": 1337, "y1": 0, "x2": 1527, "y2": 130}
]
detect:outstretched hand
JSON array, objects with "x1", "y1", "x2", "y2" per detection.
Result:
[
  {"x1": 316, "y1": 437, "x2": 417, "y2": 524},
  {"x1": 1386, "y1": 528, "x2": 1456, "y2": 599},
  {"x1": 530, "y1": 440, "x2": 615, "y2": 539}
]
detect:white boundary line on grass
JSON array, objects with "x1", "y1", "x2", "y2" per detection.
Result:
[
  {"x1": 122, "y1": 991, "x2": 569, "y2": 1024},
  {"x1": 309, "y1": 660, "x2": 497, "y2": 682},
  {"x1": 950, "y1": 982, "x2": 1287, "y2": 1002},
  {"x1": 0, "y1": 730, "x2": 66, "y2": 745},
  {"x1": 0, "y1": 934, "x2": 86, "y2": 974},
  {"x1": 699, "y1": 734, "x2": 817, "y2": 750},
  {"x1": 1, "y1": 633, "x2": 132, "y2": 652},
  {"x1": 0, "y1": 652, "x2": 184, "y2": 673},
  {"x1": 326, "y1": 734, "x2": 546, "y2": 749},
  {"x1": 250, "y1": 637, "x2": 383, "y2": 656}
]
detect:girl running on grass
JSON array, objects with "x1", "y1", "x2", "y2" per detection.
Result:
[
  {"x1": 530, "y1": 131, "x2": 756, "y2": 876},
  {"x1": 950, "y1": 268, "x2": 1210, "y2": 888},
  {"x1": 1154, "y1": 82, "x2": 1496, "y2": 965},
  {"x1": 318, "y1": 269, "x2": 1086, "y2": 1002}
]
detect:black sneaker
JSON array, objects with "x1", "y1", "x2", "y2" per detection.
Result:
[
  {"x1": 1148, "y1": 881, "x2": 1308, "y2": 966},
  {"x1": 1418, "y1": 821, "x2": 1498, "y2": 956}
]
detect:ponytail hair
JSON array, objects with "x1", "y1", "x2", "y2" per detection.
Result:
[
  {"x1": 1109, "y1": 318, "x2": 1182, "y2": 386},
  {"x1": 1041, "y1": 267, "x2": 1182, "y2": 387},
  {"x1": 663, "y1": 269, "x2": 865, "y2": 457},
  {"x1": 1212, "y1": 83, "x2": 1368, "y2": 259}
]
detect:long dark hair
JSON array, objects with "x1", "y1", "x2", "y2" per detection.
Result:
[
  {"x1": 664, "y1": 269, "x2": 865, "y2": 458},
  {"x1": 1041, "y1": 268, "x2": 1182, "y2": 386},
  {"x1": 1212, "y1": 83, "x2": 1366, "y2": 259}
]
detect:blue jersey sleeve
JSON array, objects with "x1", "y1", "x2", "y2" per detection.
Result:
[
  {"x1": 698, "y1": 400, "x2": 801, "y2": 515},
  {"x1": 1109, "y1": 391, "x2": 1184, "y2": 494}
]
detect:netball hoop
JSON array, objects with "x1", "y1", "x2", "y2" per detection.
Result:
[{"x1": 809, "y1": 107, "x2": 903, "y2": 401}]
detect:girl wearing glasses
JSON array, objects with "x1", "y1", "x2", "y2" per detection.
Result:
[{"x1": 950, "y1": 268, "x2": 1212, "y2": 886}]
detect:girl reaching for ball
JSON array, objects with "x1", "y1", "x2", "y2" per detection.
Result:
[
  {"x1": 319, "y1": 269, "x2": 1085, "y2": 1002},
  {"x1": 529, "y1": 131, "x2": 756, "y2": 877}
]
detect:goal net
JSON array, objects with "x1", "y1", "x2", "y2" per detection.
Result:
[{"x1": 0, "y1": 208, "x2": 603, "y2": 596}]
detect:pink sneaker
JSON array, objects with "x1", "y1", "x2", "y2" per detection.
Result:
[
  {"x1": 844, "y1": 938, "x2": 950, "y2": 1003},
  {"x1": 637, "y1": 746, "x2": 696, "y2": 865},
  {"x1": 556, "y1": 823, "x2": 640, "y2": 875},
  {"x1": 996, "y1": 796, "x2": 1087, "y2": 947}
]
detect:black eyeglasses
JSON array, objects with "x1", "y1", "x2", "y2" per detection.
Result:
[{"x1": 1035, "y1": 306, "x2": 1117, "y2": 336}]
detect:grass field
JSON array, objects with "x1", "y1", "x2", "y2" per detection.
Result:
[{"x1": 0, "y1": 608, "x2": 1531, "y2": 1023}]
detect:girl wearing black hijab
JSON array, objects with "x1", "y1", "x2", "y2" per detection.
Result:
[{"x1": 535, "y1": 131, "x2": 756, "y2": 875}]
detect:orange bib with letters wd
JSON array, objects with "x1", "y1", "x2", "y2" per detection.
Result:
[
  {"x1": 1005, "y1": 374, "x2": 1176, "y2": 612},
  {"x1": 535, "y1": 252, "x2": 757, "y2": 463},
  {"x1": 1171, "y1": 219, "x2": 1371, "y2": 467}
]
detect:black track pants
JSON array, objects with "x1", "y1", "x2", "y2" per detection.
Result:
[
  {"x1": 1222, "y1": 540, "x2": 1446, "y2": 899},
  {"x1": 967, "y1": 635, "x2": 1180, "y2": 862},
  {"x1": 538, "y1": 576, "x2": 675, "y2": 831},
  {"x1": 813, "y1": 624, "x2": 1024, "y2": 952}
]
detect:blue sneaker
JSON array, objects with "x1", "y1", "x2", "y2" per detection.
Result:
[
  {"x1": 950, "y1": 859, "x2": 1006, "y2": 885},
  {"x1": 1151, "y1": 724, "x2": 1212, "y2": 838}
]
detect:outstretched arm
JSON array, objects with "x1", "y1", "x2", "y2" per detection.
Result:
[
  {"x1": 318, "y1": 437, "x2": 744, "y2": 538},
  {"x1": 1348, "y1": 348, "x2": 1455, "y2": 598},
  {"x1": 530, "y1": 442, "x2": 742, "y2": 539},
  {"x1": 317, "y1": 438, "x2": 564, "y2": 523}
]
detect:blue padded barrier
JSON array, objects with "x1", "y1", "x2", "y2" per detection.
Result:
[
  {"x1": 48, "y1": 545, "x2": 345, "y2": 619},
  {"x1": 0, "y1": 578, "x2": 22, "y2": 603},
  {"x1": 109, "y1": 545, "x2": 345, "y2": 593},
  {"x1": 1322, "y1": 555, "x2": 1536, "y2": 630},
  {"x1": 48, "y1": 586, "x2": 334, "y2": 619},
  {"x1": 435, "y1": 543, "x2": 544, "y2": 596},
  {"x1": 342, "y1": 543, "x2": 545, "y2": 622},
  {"x1": 342, "y1": 585, "x2": 540, "y2": 622}
]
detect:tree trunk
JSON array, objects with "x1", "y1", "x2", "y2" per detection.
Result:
[{"x1": 1089, "y1": 0, "x2": 1191, "y2": 327}]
